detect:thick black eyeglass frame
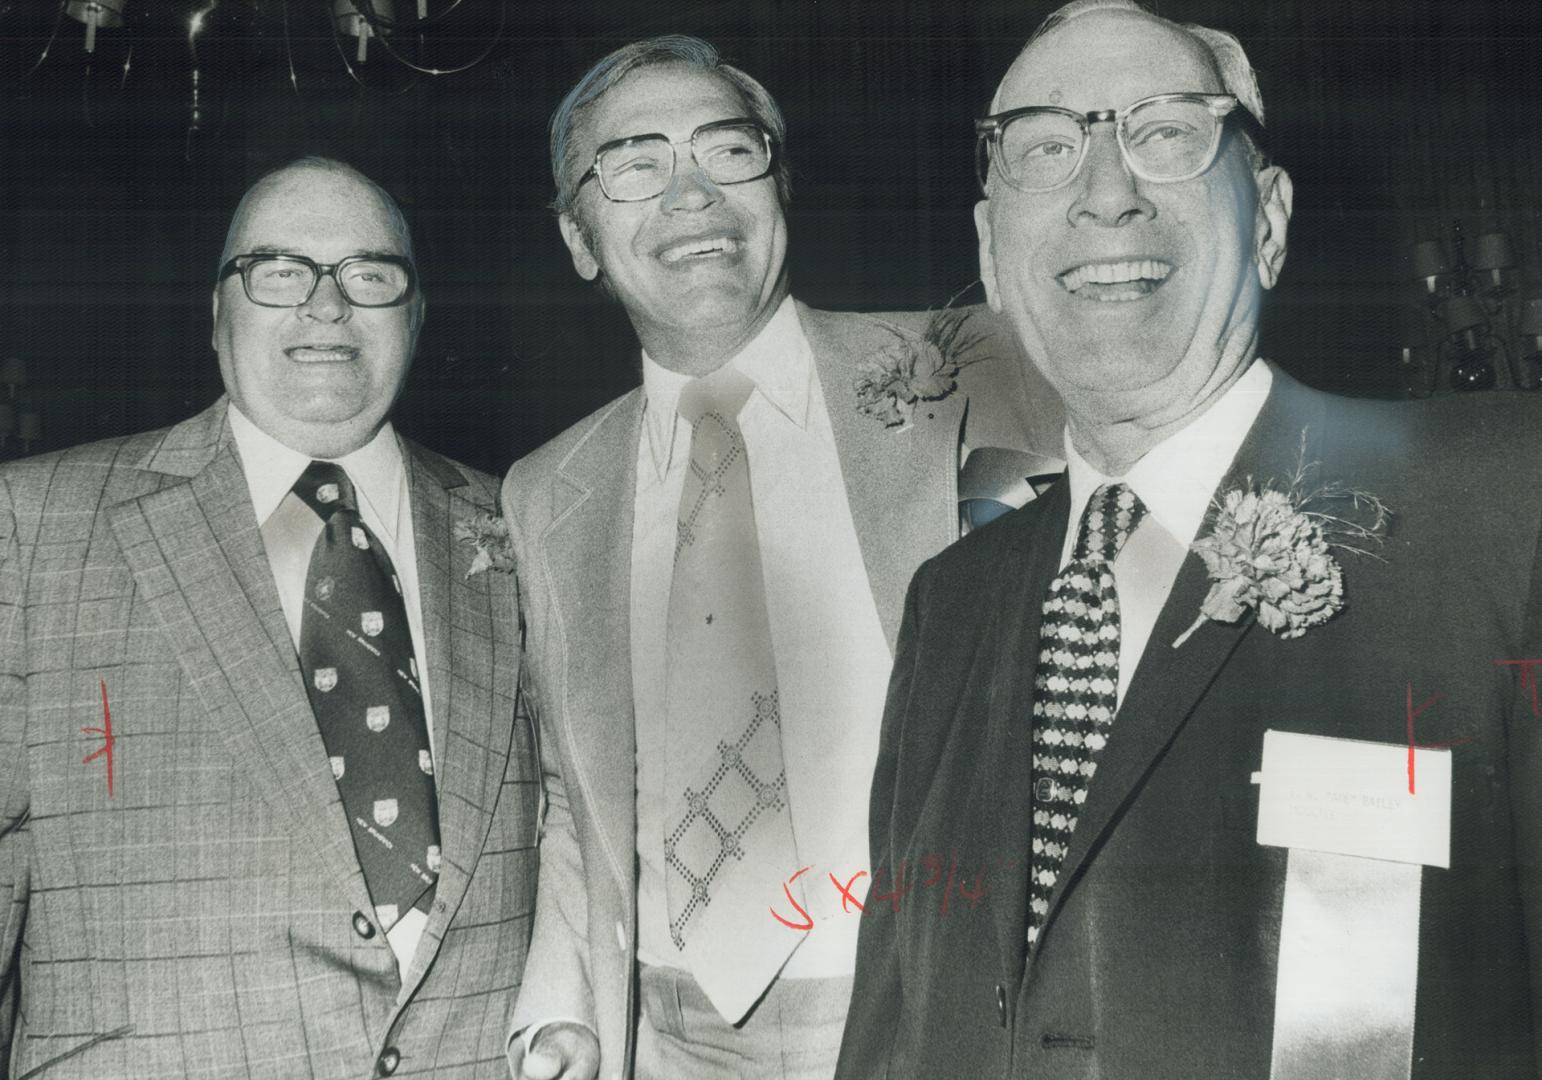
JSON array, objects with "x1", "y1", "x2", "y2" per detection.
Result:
[
  {"x1": 973, "y1": 92, "x2": 1267, "y2": 194},
  {"x1": 575, "y1": 117, "x2": 779, "y2": 202},
  {"x1": 218, "y1": 253, "x2": 418, "y2": 308}
]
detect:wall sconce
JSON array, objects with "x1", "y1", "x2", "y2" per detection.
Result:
[
  {"x1": 334, "y1": 0, "x2": 394, "y2": 64},
  {"x1": 1519, "y1": 299, "x2": 1542, "y2": 391},
  {"x1": 1441, "y1": 294, "x2": 1499, "y2": 391},
  {"x1": 1409, "y1": 239, "x2": 1449, "y2": 306},
  {"x1": 1470, "y1": 231, "x2": 1515, "y2": 299},
  {"x1": 65, "y1": 0, "x2": 125, "y2": 53}
]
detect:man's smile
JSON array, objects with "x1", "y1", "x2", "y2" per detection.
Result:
[
  {"x1": 657, "y1": 234, "x2": 743, "y2": 266},
  {"x1": 1057, "y1": 258, "x2": 1173, "y2": 301},
  {"x1": 284, "y1": 344, "x2": 361, "y2": 362}
]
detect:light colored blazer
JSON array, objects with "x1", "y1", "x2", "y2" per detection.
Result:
[
  {"x1": 501, "y1": 302, "x2": 1062, "y2": 1079},
  {"x1": 0, "y1": 399, "x2": 538, "y2": 1079}
]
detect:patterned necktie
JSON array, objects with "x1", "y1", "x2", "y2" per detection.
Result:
[
  {"x1": 293, "y1": 461, "x2": 439, "y2": 930},
  {"x1": 1027, "y1": 482, "x2": 1146, "y2": 946},
  {"x1": 663, "y1": 366, "x2": 803, "y2": 1022}
]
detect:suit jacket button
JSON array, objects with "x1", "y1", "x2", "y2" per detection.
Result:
[
  {"x1": 1034, "y1": 777, "x2": 1054, "y2": 802},
  {"x1": 996, "y1": 983, "x2": 1008, "y2": 1027},
  {"x1": 352, "y1": 911, "x2": 376, "y2": 940},
  {"x1": 377, "y1": 1047, "x2": 401, "y2": 1075}
]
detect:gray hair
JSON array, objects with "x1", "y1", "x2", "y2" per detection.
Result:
[
  {"x1": 1018, "y1": 0, "x2": 1267, "y2": 166},
  {"x1": 548, "y1": 34, "x2": 790, "y2": 217},
  {"x1": 218, "y1": 156, "x2": 416, "y2": 271}
]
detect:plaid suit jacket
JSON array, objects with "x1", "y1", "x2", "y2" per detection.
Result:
[{"x1": 0, "y1": 399, "x2": 538, "y2": 1079}]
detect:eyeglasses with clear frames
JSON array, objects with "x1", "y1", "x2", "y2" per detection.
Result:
[
  {"x1": 974, "y1": 93, "x2": 1265, "y2": 194},
  {"x1": 576, "y1": 118, "x2": 777, "y2": 203},
  {"x1": 218, "y1": 253, "x2": 416, "y2": 308}
]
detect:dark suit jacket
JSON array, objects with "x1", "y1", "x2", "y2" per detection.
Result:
[
  {"x1": 837, "y1": 370, "x2": 1542, "y2": 1080},
  {"x1": 0, "y1": 400, "x2": 538, "y2": 1079}
]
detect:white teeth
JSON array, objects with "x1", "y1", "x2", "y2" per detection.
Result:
[
  {"x1": 661, "y1": 237, "x2": 739, "y2": 264},
  {"x1": 1060, "y1": 259, "x2": 1172, "y2": 292},
  {"x1": 287, "y1": 346, "x2": 358, "y2": 361}
]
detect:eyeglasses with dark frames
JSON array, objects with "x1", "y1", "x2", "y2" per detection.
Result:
[
  {"x1": 218, "y1": 253, "x2": 416, "y2": 308},
  {"x1": 974, "y1": 93, "x2": 1266, "y2": 194}
]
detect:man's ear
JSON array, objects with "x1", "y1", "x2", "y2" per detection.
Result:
[
  {"x1": 974, "y1": 199, "x2": 1002, "y2": 312},
  {"x1": 210, "y1": 288, "x2": 221, "y2": 353},
  {"x1": 1253, "y1": 165, "x2": 1293, "y2": 291},
  {"x1": 557, "y1": 211, "x2": 601, "y2": 282}
]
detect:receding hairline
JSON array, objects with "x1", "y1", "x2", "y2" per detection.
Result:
[
  {"x1": 990, "y1": 7, "x2": 1224, "y2": 113},
  {"x1": 219, "y1": 158, "x2": 413, "y2": 269}
]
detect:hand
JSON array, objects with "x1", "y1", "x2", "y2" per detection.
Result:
[{"x1": 511, "y1": 1021, "x2": 601, "y2": 1080}]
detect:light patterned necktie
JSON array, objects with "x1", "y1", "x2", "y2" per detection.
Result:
[
  {"x1": 1027, "y1": 481, "x2": 1146, "y2": 946},
  {"x1": 293, "y1": 461, "x2": 440, "y2": 931},
  {"x1": 663, "y1": 366, "x2": 804, "y2": 1022}
]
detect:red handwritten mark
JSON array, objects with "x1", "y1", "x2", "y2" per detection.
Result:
[
  {"x1": 1404, "y1": 683, "x2": 1476, "y2": 795},
  {"x1": 80, "y1": 678, "x2": 114, "y2": 798},
  {"x1": 1494, "y1": 660, "x2": 1542, "y2": 718},
  {"x1": 770, "y1": 866, "x2": 813, "y2": 931},
  {"x1": 830, "y1": 870, "x2": 868, "y2": 914}
]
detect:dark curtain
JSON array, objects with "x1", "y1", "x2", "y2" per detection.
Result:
[{"x1": 1, "y1": 0, "x2": 1538, "y2": 473}]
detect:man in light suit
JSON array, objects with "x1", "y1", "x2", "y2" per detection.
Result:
[
  {"x1": 501, "y1": 35, "x2": 1061, "y2": 1080},
  {"x1": 0, "y1": 157, "x2": 537, "y2": 1078},
  {"x1": 838, "y1": 3, "x2": 1542, "y2": 1078}
]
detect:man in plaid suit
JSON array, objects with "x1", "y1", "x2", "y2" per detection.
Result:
[{"x1": 0, "y1": 158, "x2": 537, "y2": 1078}]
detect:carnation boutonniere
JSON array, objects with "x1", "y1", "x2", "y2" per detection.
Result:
[
  {"x1": 454, "y1": 512, "x2": 516, "y2": 580},
  {"x1": 1173, "y1": 433, "x2": 1390, "y2": 648},
  {"x1": 855, "y1": 298, "x2": 991, "y2": 429}
]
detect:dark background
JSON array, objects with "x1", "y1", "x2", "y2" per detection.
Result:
[{"x1": 2, "y1": 0, "x2": 1540, "y2": 474}]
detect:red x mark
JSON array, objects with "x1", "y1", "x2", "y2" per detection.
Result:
[
  {"x1": 81, "y1": 679, "x2": 115, "y2": 798},
  {"x1": 829, "y1": 869, "x2": 868, "y2": 914}
]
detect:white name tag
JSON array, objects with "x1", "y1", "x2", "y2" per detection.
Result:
[{"x1": 1251, "y1": 730, "x2": 1450, "y2": 869}]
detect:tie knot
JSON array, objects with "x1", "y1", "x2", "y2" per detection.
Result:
[
  {"x1": 1071, "y1": 482, "x2": 1146, "y2": 563},
  {"x1": 677, "y1": 365, "x2": 756, "y2": 428},
  {"x1": 294, "y1": 461, "x2": 358, "y2": 519}
]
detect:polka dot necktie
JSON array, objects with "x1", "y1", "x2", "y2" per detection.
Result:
[
  {"x1": 293, "y1": 461, "x2": 439, "y2": 930},
  {"x1": 1027, "y1": 481, "x2": 1146, "y2": 946},
  {"x1": 662, "y1": 366, "x2": 803, "y2": 1021}
]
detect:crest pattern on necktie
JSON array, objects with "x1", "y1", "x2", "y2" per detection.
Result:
[{"x1": 1027, "y1": 482, "x2": 1146, "y2": 946}]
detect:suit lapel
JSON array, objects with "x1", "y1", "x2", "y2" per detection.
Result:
[
  {"x1": 398, "y1": 445, "x2": 512, "y2": 992},
  {"x1": 1036, "y1": 369, "x2": 1329, "y2": 943},
  {"x1": 800, "y1": 303, "x2": 963, "y2": 648},
  {"x1": 542, "y1": 394, "x2": 645, "y2": 897},
  {"x1": 108, "y1": 409, "x2": 376, "y2": 923}
]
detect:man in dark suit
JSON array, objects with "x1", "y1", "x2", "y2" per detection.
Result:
[
  {"x1": 0, "y1": 157, "x2": 536, "y2": 1078},
  {"x1": 837, "y1": 2, "x2": 1542, "y2": 1078}
]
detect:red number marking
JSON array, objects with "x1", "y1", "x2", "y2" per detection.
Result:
[
  {"x1": 769, "y1": 865, "x2": 813, "y2": 931},
  {"x1": 919, "y1": 852, "x2": 947, "y2": 889},
  {"x1": 1494, "y1": 660, "x2": 1542, "y2": 719},
  {"x1": 866, "y1": 860, "x2": 912, "y2": 914},
  {"x1": 829, "y1": 869, "x2": 868, "y2": 914},
  {"x1": 80, "y1": 679, "x2": 114, "y2": 798}
]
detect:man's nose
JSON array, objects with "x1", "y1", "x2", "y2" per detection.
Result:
[
  {"x1": 1067, "y1": 127, "x2": 1156, "y2": 228},
  {"x1": 659, "y1": 162, "x2": 724, "y2": 212},
  {"x1": 297, "y1": 271, "x2": 352, "y2": 322}
]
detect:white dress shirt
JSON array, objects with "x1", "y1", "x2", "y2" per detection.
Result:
[
  {"x1": 631, "y1": 296, "x2": 894, "y2": 978},
  {"x1": 1059, "y1": 361, "x2": 1273, "y2": 704},
  {"x1": 228, "y1": 404, "x2": 434, "y2": 977}
]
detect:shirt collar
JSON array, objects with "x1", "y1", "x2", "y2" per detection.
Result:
[
  {"x1": 227, "y1": 403, "x2": 406, "y2": 543},
  {"x1": 1063, "y1": 361, "x2": 1273, "y2": 559},
  {"x1": 638, "y1": 294, "x2": 813, "y2": 480}
]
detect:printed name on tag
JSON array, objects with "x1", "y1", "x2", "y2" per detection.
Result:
[{"x1": 1251, "y1": 729, "x2": 1450, "y2": 868}]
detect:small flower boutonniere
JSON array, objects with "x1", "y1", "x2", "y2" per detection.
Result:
[
  {"x1": 1173, "y1": 434, "x2": 1390, "y2": 648},
  {"x1": 454, "y1": 512, "x2": 517, "y2": 580},
  {"x1": 855, "y1": 302, "x2": 991, "y2": 429}
]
